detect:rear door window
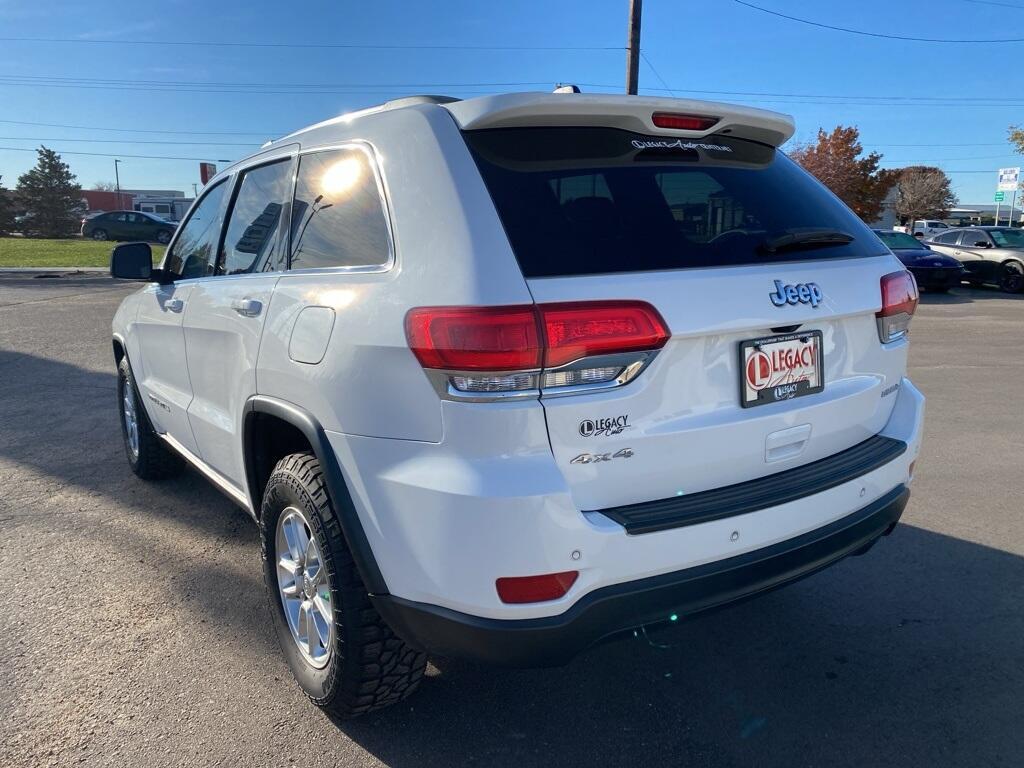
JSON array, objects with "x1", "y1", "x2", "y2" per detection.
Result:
[
  {"x1": 220, "y1": 159, "x2": 292, "y2": 274},
  {"x1": 463, "y1": 127, "x2": 885, "y2": 278}
]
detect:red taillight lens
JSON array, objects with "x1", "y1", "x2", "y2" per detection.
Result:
[
  {"x1": 541, "y1": 301, "x2": 669, "y2": 367},
  {"x1": 496, "y1": 571, "x2": 578, "y2": 604},
  {"x1": 651, "y1": 112, "x2": 719, "y2": 131},
  {"x1": 877, "y1": 271, "x2": 919, "y2": 343},
  {"x1": 405, "y1": 305, "x2": 541, "y2": 371}
]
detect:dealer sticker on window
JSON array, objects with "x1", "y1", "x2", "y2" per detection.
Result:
[{"x1": 739, "y1": 331, "x2": 824, "y2": 408}]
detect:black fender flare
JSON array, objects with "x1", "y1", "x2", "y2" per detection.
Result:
[{"x1": 243, "y1": 395, "x2": 388, "y2": 596}]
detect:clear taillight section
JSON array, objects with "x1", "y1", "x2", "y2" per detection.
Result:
[
  {"x1": 877, "y1": 271, "x2": 919, "y2": 343},
  {"x1": 405, "y1": 301, "x2": 669, "y2": 399}
]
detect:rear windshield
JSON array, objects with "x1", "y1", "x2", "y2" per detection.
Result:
[
  {"x1": 990, "y1": 228, "x2": 1024, "y2": 248},
  {"x1": 876, "y1": 230, "x2": 927, "y2": 250},
  {"x1": 463, "y1": 127, "x2": 885, "y2": 278}
]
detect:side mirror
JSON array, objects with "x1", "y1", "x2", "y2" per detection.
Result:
[{"x1": 110, "y1": 242, "x2": 153, "y2": 280}]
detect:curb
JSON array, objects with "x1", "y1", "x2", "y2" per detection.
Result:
[{"x1": 0, "y1": 267, "x2": 109, "y2": 274}]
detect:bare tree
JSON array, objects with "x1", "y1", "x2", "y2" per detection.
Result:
[
  {"x1": 893, "y1": 166, "x2": 957, "y2": 232},
  {"x1": 92, "y1": 181, "x2": 117, "y2": 191}
]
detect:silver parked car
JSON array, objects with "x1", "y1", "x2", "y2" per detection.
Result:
[{"x1": 925, "y1": 226, "x2": 1024, "y2": 293}]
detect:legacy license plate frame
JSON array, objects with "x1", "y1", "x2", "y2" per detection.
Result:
[{"x1": 739, "y1": 330, "x2": 824, "y2": 408}]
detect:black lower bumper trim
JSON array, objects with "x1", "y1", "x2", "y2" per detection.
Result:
[
  {"x1": 598, "y1": 435, "x2": 907, "y2": 535},
  {"x1": 372, "y1": 485, "x2": 909, "y2": 668}
]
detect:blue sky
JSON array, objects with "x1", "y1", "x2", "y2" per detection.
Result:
[{"x1": 1, "y1": 0, "x2": 1022, "y2": 204}]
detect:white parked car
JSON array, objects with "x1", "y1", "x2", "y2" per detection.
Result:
[
  {"x1": 109, "y1": 92, "x2": 925, "y2": 718},
  {"x1": 895, "y1": 220, "x2": 951, "y2": 238}
]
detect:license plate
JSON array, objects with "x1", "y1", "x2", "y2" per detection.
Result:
[{"x1": 739, "y1": 331, "x2": 824, "y2": 408}]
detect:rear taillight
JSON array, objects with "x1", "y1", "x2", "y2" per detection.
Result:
[
  {"x1": 651, "y1": 112, "x2": 719, "y2": 131},
  {"x1": 496, "y1": 571, "x2": 578, "y2": 604},
  {"x1": 877, "y1": 271, "x2": 919, "y2": 343},
  {"x1": 405, "y1": 301, "x2": 669, "y2": 399}
]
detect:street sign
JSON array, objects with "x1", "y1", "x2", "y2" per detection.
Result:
[
  {"x1": 994, "y1": 191, "x2": 1005, "y2": 202},
  {"x1": 199, "y1": 162, "x2": 217, "y2": 185},
  {"x1": 997, "y1": 167, "x2": 1020, "y2": 191}
]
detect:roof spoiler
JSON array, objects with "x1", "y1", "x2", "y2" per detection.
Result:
[{"x1": 444, "y1": 93, "x2": 795, "y2": 148}]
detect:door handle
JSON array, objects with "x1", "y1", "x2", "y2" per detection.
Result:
[
  {"x1": 232, "y1": 298, "x2": 263, "y2": 317},
  {"x1": 164, "y1": 298, "x2": 184, "y2": 312}
]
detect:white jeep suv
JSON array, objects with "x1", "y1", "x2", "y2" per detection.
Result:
[{"x1": 110, "y1": 92, "x2": 924, "y2": 718}]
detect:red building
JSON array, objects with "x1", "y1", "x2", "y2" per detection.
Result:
[{"x1": 81, "y1": 189, "x2": 133, "y2": 213}]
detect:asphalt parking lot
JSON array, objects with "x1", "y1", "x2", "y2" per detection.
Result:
[{"x1": 1, "y1": 273, "x2": 1022, "y2": 767}]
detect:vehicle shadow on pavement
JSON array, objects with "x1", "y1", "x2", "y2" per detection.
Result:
[
  {"x1": 338, "y1": 525, "x2": 1023, "y2": 766},
  {"x1": 0, "y1": 348, "x2": 278, "y2": 661}
]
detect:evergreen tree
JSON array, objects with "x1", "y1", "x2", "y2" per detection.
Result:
[
  {"x1": 0, "y1": 176, "x2": 14, "y2": 236},
  {"x1": 16, "y1": 147, "x2": 84, "y2": 237}
]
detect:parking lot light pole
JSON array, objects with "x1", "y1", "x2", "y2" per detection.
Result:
[{"x1": 114, "y1": 159, "x2": 123, "y2": 210}]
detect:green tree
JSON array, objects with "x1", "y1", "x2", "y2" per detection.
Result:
[
  {"x1": 789, "y1": 125, "x2": 898, "y2": 222},
  {"x1": 16, "y1": 147, "x2": 84, "y2": 237},
  {"x1": 0, "y1": 175, "x2": 15, "y2": 236}
]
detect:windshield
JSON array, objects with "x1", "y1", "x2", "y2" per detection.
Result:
[
  {"x1": 463, "y1": 127, "x2": 885, "y2": 278},
  {"x1": 876, "y1": 231, "x2": 927, "y2": 250},
  {"x1": 990, "y1": 228, "x2": 1024, "y2": 248}
]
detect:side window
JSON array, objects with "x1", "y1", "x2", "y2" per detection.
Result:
[
  {"x1": 220, "y1": 159, "x2": 292, "y2": 275},
  {"x1": 113, "y1": 213, "x2": 128, "y2": 222},
  {"x1": 290, "y1": 147, "x2": 391, "y2": 270},
  {"x1": 936, "y1": 231, "x2": 960, "y2": 244},
  {"x1": 963, "y1": 229, "x2": 989, "y2": 247},
  {"x1": 164, "y1": 181, "x2": 230, "y2": 279}
]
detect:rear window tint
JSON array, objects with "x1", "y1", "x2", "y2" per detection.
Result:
[{"x1": 463, "y1": 127, "x2": 885, "y2": 278}]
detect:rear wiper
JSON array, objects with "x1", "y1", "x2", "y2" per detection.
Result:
[{"x1": 759, "y1": 228, "x2": 855, "y2": 254}]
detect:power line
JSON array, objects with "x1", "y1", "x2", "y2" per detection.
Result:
[
  {"x1": 0, "y1": 135, "x2": 258, "y2": 146},
  {"x1": 0, "y1": 36, "x2": 622, "y2": 51},
  {"x1": 639, "y1": 52, "x2": 675, "y2": 97},
  {"x1": 730, "y1": 0, "x2": 1024, "y2": 42},
  {"x1": 0, "y1": 74, "x2": 558, "y2": 89},
  {"x1": 960, "y1": 0, "x2": 1024, "y2": 9},
  {"x1": 0, "y1": 146, "x2": 236, "y2": 162},
  {"x1": 0, "y1": 119, "x2": 282, "y2": 136}
]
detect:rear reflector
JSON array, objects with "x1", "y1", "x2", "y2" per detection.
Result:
[
  {"x1": 877, "y1": 271, "x2": 919, "y2": 343},
  {"x1": 496, "y1": 571, "x2": 578, "y2": 604},
  {"x1": 651, "y1": 112, "x2": 719, "y2": 131}
]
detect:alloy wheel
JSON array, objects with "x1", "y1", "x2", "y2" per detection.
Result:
[{"x1": 275, "y1": 506, "x2": 333, "y2": 669}]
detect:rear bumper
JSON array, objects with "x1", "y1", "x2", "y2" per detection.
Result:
[{"x1": 373, "y1": 484, "x2": 909, "y2": 667}]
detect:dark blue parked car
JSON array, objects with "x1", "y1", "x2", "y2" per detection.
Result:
[{"x1": 874, "y1": 230, "x2": 964, "y2": 292}]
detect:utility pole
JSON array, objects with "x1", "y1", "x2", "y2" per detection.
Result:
[
  {"x1": 626, "y1": 0, "x2": 642, "y2": 95},
  {"x1": 114, "y1": 159, "x2": 123, "y2": 210}
]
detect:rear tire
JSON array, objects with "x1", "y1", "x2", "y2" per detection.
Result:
[
  {"x1": 260, "y1": 452, "x2": 427, "y2": 719},
  {"x1": 998, "y1": 261, "x2": 1024, "y2": 294},
  {"x1": 156, "y1": 229, "x2": 172, "y2": 244},
  {"x1": 92, "y1": 228, "x2": 108, "y2": 241},
  {"x1": 117, "y1": 357, "x2": 184, "y2": 480}
]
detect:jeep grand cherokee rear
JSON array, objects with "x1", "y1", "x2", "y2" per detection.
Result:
[{"x1": 369, "y1": 96, "x2": 924, "y2": 665}]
